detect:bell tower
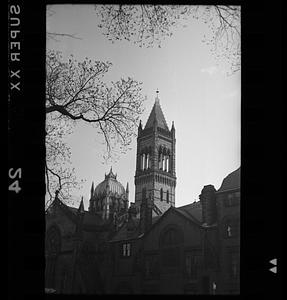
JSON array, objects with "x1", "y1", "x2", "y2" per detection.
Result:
[{"x1": 134, "y1": 91, "x2": 176, "y2": 214}]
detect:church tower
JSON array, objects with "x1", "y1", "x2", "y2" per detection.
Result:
[{"x1": 134, "y1": 91, "x2": 176, "y2": 214}]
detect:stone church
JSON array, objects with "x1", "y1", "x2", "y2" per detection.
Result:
[{"x1": 45, "y1": 94, "x2": 240, "y2": 294}]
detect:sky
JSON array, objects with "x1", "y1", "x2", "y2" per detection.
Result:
[{"x1": 46, "y1": 5, "x2": 241, "y2": 209}]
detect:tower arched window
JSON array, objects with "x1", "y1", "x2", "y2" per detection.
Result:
[
  {"x1": 146, "y1": 153, "x2": 150, "y2": 169},
  {"x1": 142, "y1": 153, "x2": 146, "y2": 170},
  {"x1": 165, "y1": 155, "x2": 169, "y2": 172},
  {"x1": 158, "y1": 152, "x2": 162, "y2": 170}
]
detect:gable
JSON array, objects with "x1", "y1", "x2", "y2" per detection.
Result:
[
  {"x1": 46, "y1": 200, "x2": 77, "y2": 242},
  {"x1": 143, "y1": 208, "x2": 202, "y2": 251}
]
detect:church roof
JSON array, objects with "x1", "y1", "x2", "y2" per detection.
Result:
[
  {"x1": 217, "y1": 167, "x2": 240, "y2": 193},
  {"x1": 109, "y1": 215, "x2": 162, "y2": 242},
  {"x1": 93, "y1": 167, "x2": 126, "y2": 198},
  {"x1": 144, "y1": 98, "x2": 169, "y2": 130},
  {"x1": 176, "y1": 201, "x2": 202, "y2": 224}
]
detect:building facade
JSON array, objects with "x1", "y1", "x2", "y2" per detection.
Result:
[{"x1": 45, "y1": 95, "x2": 240, "y2": 294}]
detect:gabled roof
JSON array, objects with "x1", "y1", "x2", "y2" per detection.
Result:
[
  {"x1": 109, "y1": 215, "x2": 162, "y2": 243},
  {"x1": 144, "y1": 98, "x2": 169, "y2": 130},
  {"x1": 176, "y1": 201, "x2": 202, "y2": 224},
  {"x1": 48, "y1": 197, "x2": 111, "y2": 231},
  {"x1": 217, "y1": 167, "x2": 240, "y2": 193}
]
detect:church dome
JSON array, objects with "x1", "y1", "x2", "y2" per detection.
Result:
[{"x1": 93, "y1": 168, "x2": 126, "y2": 198}]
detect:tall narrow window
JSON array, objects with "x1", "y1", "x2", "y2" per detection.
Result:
[
  {"x1": 166, "y1": 156, "x2": 169, "y2": 172},
  {"x1": 146, "y1": 153, "x2": 149, "y2": 169},
  {"x1": 160, "y1": 188, "x2": 163, "y2": 201},
  {"x1": 166, "y1": 190, "x2": 169, "y2": 203}
]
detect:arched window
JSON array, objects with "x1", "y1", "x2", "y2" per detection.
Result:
[
  {"x1": 166, "y1": 190, "x2": 169, "y2": 203},
  {"x1": 159, "y1": 226, "x2": 184, "y2": 270},
  {"x1": 160, "y1": 188, "x2": 163, "y2": 201},
  {"x1": 166, "y1": 156, "x2": 169, "y2": 172},
  {"x1": 159, "y1": 152, "x2": 163, "y2": 170},
  {"x1": 142, "y1": 154, "x2": 146, "y2": 170}
]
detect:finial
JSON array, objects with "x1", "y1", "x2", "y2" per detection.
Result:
[
  {"x1": 171, "y1": 120, "x2": 175, "y2": 131},
  {"x1": 155, "y1": 89, "x2": 160, "y2": 103},
  {"x1": 138, "y1": 120, "x2": 142, "y2": 131}
]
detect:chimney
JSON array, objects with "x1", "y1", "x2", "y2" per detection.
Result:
[
  {"x1": 199, "y1": 185, "x2": 217, "y2": 226},
  {"x1": 139, "y1": 192, "x2": 153, "y2": 234}
]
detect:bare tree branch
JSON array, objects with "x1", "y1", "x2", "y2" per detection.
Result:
[{"x1": 45, "y1": 50, "x2": 145, "y2": 206}]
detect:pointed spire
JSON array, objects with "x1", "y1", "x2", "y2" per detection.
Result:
[
  {"x1": 144, "y1": 92, "x2": 169, "y2": 130},
  {"x1": 90, "y1": 182, "x2": 94, "y2": 198},
  {"x1": 78, "y1": 197, "x2": 85, "y2": 214},
  {"x1": 171, "y1": 120, "x2": 175, "y2": 130}
]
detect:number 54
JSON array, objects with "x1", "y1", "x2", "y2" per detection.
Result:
[{"x1": 8, "y1": 168, "x2": 22, "y2": 194}]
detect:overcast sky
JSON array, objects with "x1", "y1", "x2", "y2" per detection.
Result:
[{"x1": 46, "y1": 5, "x2": 241, "y2": 209}]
